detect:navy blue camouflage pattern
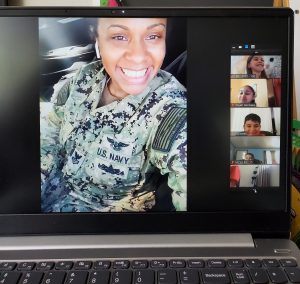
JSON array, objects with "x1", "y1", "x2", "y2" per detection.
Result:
[{"x1": 40, "y1": 60, "x2": 187, "y2": 212}]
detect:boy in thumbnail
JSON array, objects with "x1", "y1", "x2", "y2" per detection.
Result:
[
  {"x1": 238, "y1": 113, "x2": 272, "y2": 136},
  {"x1": 244, "y1": 153, "x2": 262, "y2": 164}
]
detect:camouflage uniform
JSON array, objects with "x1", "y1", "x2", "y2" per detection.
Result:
[{"x1": 41, "y1": 60, "x2": 187, "y2": 212}]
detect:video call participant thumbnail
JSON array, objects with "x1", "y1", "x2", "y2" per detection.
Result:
[
  {"x1": 230, "y1": 79, "x2": 272, "y2": 108},
  {"x1": 230, "y1": 165, "x2": 280, "y2": 188},
  {"x1": 231, "y1": 54, "x2": 282, "y2": 79},
  {"x1": 231, "y1": 108, "x2": 281, "y2": 137}
]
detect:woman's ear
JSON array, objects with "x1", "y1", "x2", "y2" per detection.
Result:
[{"x1": 95, "y1": 40, "x2": 101, "y2": 59}]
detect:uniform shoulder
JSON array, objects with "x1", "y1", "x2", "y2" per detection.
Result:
[
  {"x1": 157, "y1": 69, "x2": 186, "y2": 97},
  {"x1": 73, "y1": 60, "x2": 103, "y2": 86},
  {"x1": 54, "y1": 61, "x2": 103, "y2": 106},
  {"x1": 153, "y1": 70, "x2": 186, "y2": 107}
]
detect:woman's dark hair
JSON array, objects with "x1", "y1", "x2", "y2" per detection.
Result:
[
  {"x1": 244, "y1": 113, "x2": 261, "y2": 125},
  {"x1": 246, "y1": 55, "x2": 268, "y2": 79},
  {"x1": 86, "y1": 18, "x2": 98, "y2": 41}
]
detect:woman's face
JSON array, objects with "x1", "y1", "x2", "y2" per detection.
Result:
[
  {"x1": 238, "y1": 86, "x2": 255, "y2": 104},
  {"x1": 97, "y1": 18, "x2": 167, "y2": 97},
  {"x1": 247, "y1": 56, "x2": 265, "y2": 74},
  {"x1": 243, "y1": 119, "x2": 261, "y2": 136}
]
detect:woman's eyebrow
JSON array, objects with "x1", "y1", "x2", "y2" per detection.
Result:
[
  {"x1": 147, "y1": 23, "x2": 166, "y2": 30},
  {"x1": 107, "y1": 23, "x2": 166, "y2": 30},
  {"x1": 107, "y1": 24, "x2": 129, "y2": 30}
]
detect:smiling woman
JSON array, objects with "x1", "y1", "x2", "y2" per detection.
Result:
[
  {"x1": 97, "y1": 18, "x2": 167, "y2": 100},
  {"x1": 40, "y1": 17, "x2": 187, "y2": 213}
]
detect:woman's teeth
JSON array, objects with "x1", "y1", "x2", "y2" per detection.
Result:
[{"x1": 121, "y1": 68, "x2": 147, "y2": 78}]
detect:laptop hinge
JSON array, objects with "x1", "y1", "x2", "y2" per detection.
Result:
[{"x1": 0, "y1": 234, "x2": 254, "y2": 250}]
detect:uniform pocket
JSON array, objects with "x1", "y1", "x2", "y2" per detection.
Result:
[
  {"x1": 63, "y1": 148, "x2": 86, "y2": 176},
  {"x1": 85, "y1": 138, "x2": 145, "y2": 188},
  {"x1": 126, "y1": 151, "x2": 145, "y2": 185}
]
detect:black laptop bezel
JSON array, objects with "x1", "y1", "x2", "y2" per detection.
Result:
[{"x1": 0, "y1": 7, "x2": 293, "y2": 237}]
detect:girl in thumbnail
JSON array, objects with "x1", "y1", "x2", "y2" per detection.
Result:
[
  {"x1": 238, "y1": 85, "x2": 256, "y2": 105},
  {"x1": 247, "y1": 55, "x2": 268, "y2": 79}
]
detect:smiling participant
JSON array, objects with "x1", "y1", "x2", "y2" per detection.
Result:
[
  {"x1": 40, "y1": 18, "x2": 187, "y2": 213},
  {"x1": 246, "y1": 55, "x2": 268, "y2": 79},
  {"x1": 237, "y1": 113, "x2": 272, "y2": 136}
]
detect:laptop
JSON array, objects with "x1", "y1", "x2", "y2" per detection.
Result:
[{"x1": 0, "y1": 6, "x2": 299, "y2": 284}]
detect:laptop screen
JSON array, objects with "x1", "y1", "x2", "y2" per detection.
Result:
[{"x1": 0, "y1": 8, "x2": 293, "y2": 234}]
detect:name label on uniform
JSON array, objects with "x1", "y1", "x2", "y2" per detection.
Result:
[{"x1": 97, "y1": 148, "x2": 130, "y2": 165}]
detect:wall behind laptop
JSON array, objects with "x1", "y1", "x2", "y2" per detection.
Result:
[{"x1": 289, "y1": 0, "x2": 300, "y2": 119}]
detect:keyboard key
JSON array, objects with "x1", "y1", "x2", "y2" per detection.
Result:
[
  {"x1": 280, "y1": 259, "x2": 297, "y2": 267},
  {"x1": 111, "y1": 270, "x2": 132, "y2": 284},
  {"x1": 267, "y1": 268, "x2": 288, "y2": 284},
  {"x1": 132, "y1": 261, "x2": 148, "y2": 269},
  {"x1": 249, "y1": 268, "x2": 269, "y2": 284},
  {"x1": 207, "y1": 260, "x2": 226, "y2": 268},
  {"x1": 179, "y1": 269, "x2": 199, "y2": 284},
  {"x1": 93, "y1": 261, "x2": 110, "y2": 270},
  {"x1": 113, "y1": 261, "x2": 130, "y2": 269},
  {"x1": 42, "y1": 272, "x2": 66, "y2": 284},
  {"x1": 19, "y1": 272, "x2": 44, "y2": 284},
  {"x1": 227, "y1": 260, "x2": 244, "y2": 268},
  {"x1": 55, "y1": 262, "x2": 73, "y2": 270},
  {"x1": 245, "y1": 259, "x2": 262, "y2": 268},
  {"x1": 187, "y1": 260, "x2": 204, "y2": 268},
  {"x1": 157, "y1": 270, "x2": 177, "y2": 284},
  {"x1": 285, "y1": 267, "x2": 300, "y2": 283},
  {"x1": 88, "y1": 271, "x2": 110, "y2": 284},
  {"x1": 74, "y1": 261, "x2": 92, "y2": 270},
  {"x1": 169, "y1": 260, "x2": 185, "y2": 268},
  {"x1": 230, "y1": 269, "x2": 250, "y2": 284},
  {"x1": 0, "y1": 272, "x2": 22, "y2": 284},
  {"x1": 134, "y1": 270, "x2": 154, "y2": 284},
  {"x1": 17, "y1": 262, "x2": 35, "y2": 271},
  {"x1": 150, "y1": 260, "x2": 167, "y2": 269},
  {"x1": 201, "y1": 269, "x2": 230, "y2": 284},
  {"x1": 0, "y1": 263, "x2": 17, "y2": 271},
  {"x1": 263, "y1": 259, "x2": 280, "y2": 268},
  {"x1": 65, "y1": 271, "x2": 88, "y2": 284},
  {"x1": 36, "y1": 262, "x2": 54, "y2": 271}
]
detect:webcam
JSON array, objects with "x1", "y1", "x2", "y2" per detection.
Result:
[{"x1": 111, "y1": 10, "x2": 126, "y2": 15}]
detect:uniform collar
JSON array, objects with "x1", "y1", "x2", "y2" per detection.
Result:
[{"x1": 90, "y1": 68, "x2": 171, "y2": 116}]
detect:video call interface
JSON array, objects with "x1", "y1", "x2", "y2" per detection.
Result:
[
  {"x1": 0, "y1": 15, "x2": 289, "y2": 214},
  {"x1": 230, "y1": 47, "x2": 282, "y2": 190}
]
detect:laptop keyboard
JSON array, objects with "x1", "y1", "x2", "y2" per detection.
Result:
[{"x1": 0, "y1": 258, "x2": 300, "y2": 284}]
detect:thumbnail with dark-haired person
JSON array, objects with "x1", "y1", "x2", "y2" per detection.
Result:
[
  {"x1": 238, "y1": 113, "x2": 272, "y2": 136},
  {"x1": 244, "y1": 153, "x2": 262, "y2": 164},
  {"x1": 246, "y1": 55, "x2": 268, "y2": 79}
]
